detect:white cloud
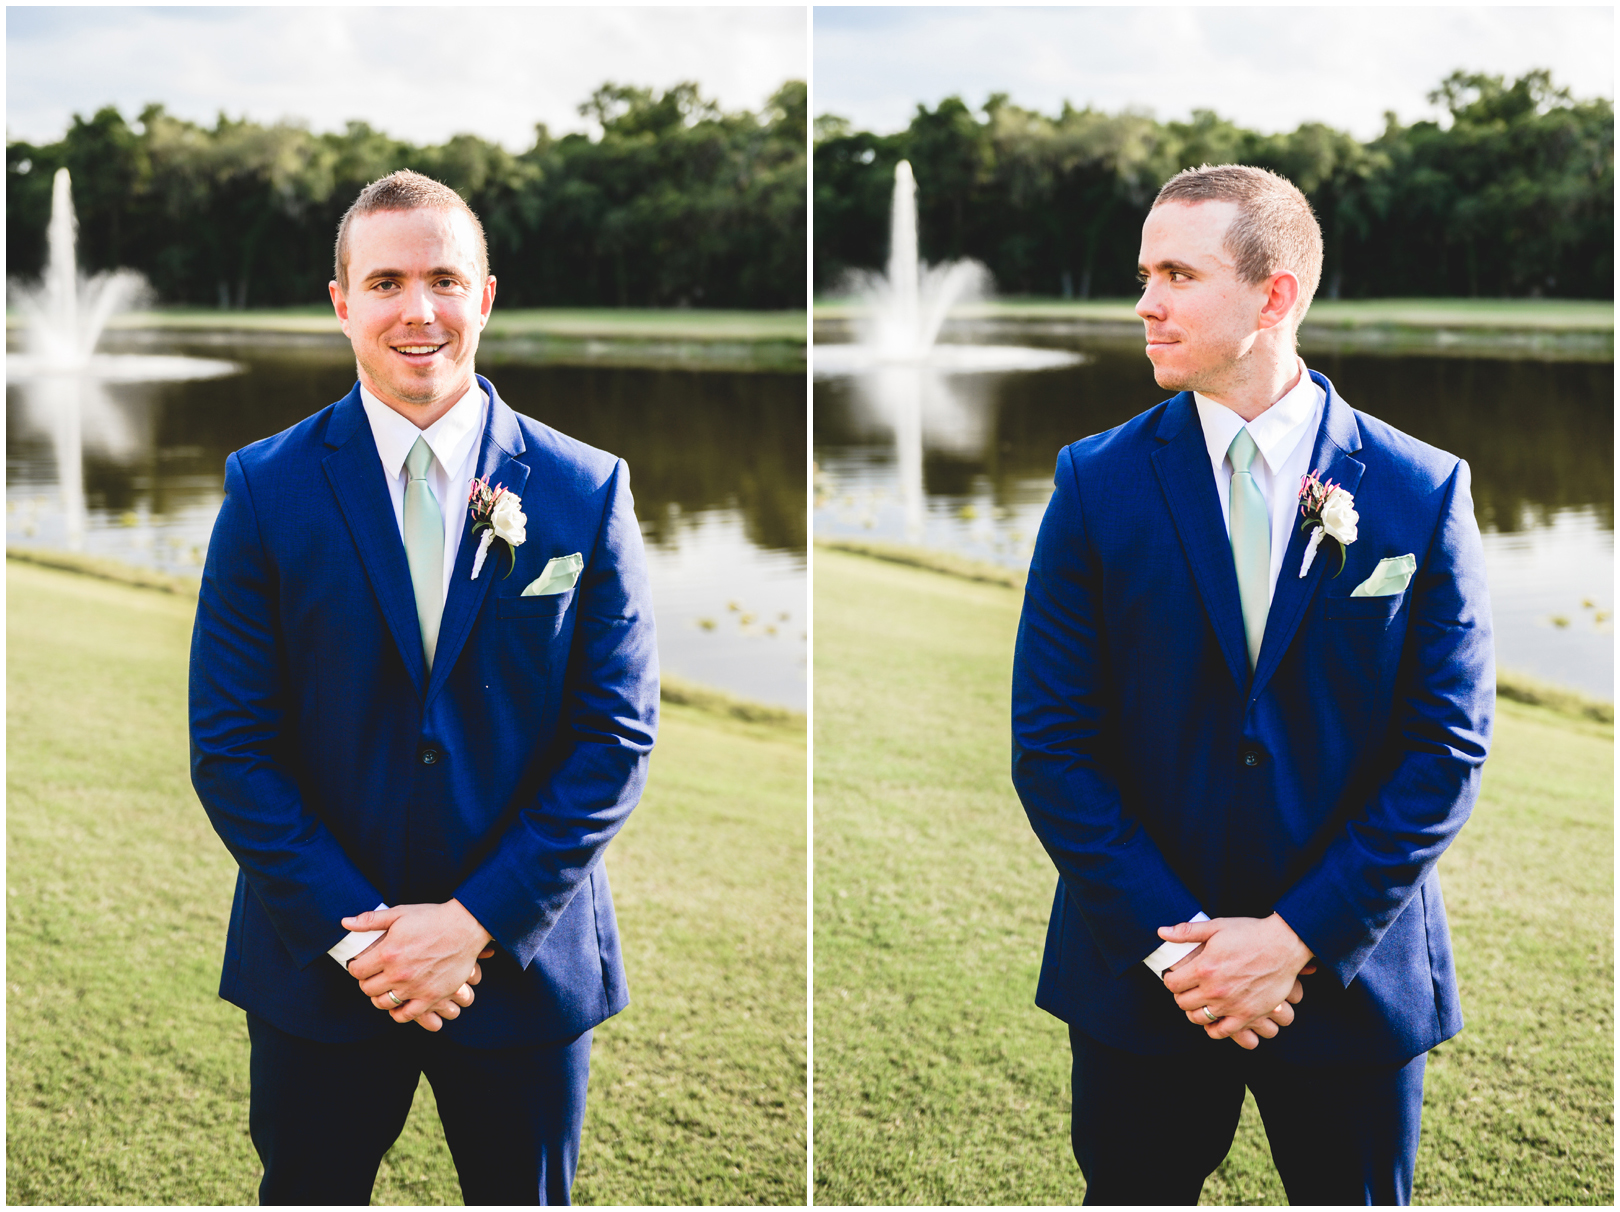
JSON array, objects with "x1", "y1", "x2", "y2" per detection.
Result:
[
  {"x1": 813, "y1": 6, "x2": 1614, "y2": 139},
  {"x1": 7, "y1": 6, "x2": 809, "y2": 148}
]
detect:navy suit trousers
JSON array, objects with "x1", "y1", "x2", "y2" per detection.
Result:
[
  {"x1": 1069, "y1": 1025, "x2": 1425, "y2": 1206},
  {"x1": 248, "y1": 1013, "x2": 591, "y2": 1205}
]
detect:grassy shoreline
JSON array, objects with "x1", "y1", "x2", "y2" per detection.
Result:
[
  {"x1": 815, "y1": 297, "x2": 1614, "y2": 331},
  {"x1": 812, "y1": 538, "x2": 1613, "y2": 723},
  {"x1": 7, "y1": 557, "x2": 806, "y2": 1204},
  {"x1": 8, "y1": 307, "x2": 809, "y2": 372},
  {"x1": 4, "y1": 305, "x2": 807, "y2": 342},
  {"x1": 813, "y1": 544, "x2": 1611, "y2": 1205},
  {"x1": 814, "y1": 297, "x2": 1614, "y2": 360},
  {"x1": 5, "y1": 546, "x2": 807, "y2": 727}
]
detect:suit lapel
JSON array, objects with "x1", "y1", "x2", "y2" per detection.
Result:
[
  {"x1": 321, "y1": 387, "x2": 428, "y2": 695},
  {"x1": 1249, "y1": 373, "x2": 1365, "y2": 703},
  {"x1": 1149, "y1": 394, "x2": 1250, "y2": 692},
  {"x1": 425, "y1": 376, "x2": 530, "y2": 708}
]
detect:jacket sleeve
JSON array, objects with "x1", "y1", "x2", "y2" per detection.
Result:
[
  {"x1": 1273, "y1": 459, "x2": 1494, "y2": 985},
  {"x1": 1012, "y1": 445, "x2": 1203, "y2": 976},
  {"x1": 452, "y1": 458, "x2": 659, "y2": 968},
  {"x1": 190, "y1": 452, "x2": 385, "y2": 967}
]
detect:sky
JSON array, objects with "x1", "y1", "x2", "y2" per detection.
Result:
[
  {"x1": 814, "y1": 6, "x2": 1615, "y2": 139},
  {"x1": 6, "y1": 6, "x2": 809, "y2": 149}
]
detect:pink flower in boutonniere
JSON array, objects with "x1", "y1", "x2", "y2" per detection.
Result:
[
  {"x1": 1297, "y1": 470, "x2": 1357, "y2": 578},
  {"x1": 468, "y1": 476, "x2": 526, "y2": 579}
]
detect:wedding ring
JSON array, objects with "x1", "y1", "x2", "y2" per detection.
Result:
[
  {"x1": 1202, "y1": 1005, "x2": 1218, "y2": 1024},
  {"x1": 387, "y1": 990, "x2": 404, "y2": 1007}
]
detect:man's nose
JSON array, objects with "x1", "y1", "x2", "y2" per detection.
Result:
[
  {"x1": 1135, "y1": 283, "x2": 1164, "y2": 321},
  {"x1": 400, "y1": 281, "x2": 437, "y2": 325}
]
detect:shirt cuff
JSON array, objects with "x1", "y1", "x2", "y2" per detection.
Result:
[
  {"x1": 1142, "y1": 911, "x2": 1210, "y2": 978},
  {"x1": 327, "y1": 902, "x2": 389, "y2": 969}
]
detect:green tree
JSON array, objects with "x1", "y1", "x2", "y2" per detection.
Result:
[
  {"x1": 7, "y1": 81, "x2": 806, "y2": 310},
  {"x1": 812, "y1": 69, "x2": 1612, "y2": 301}
]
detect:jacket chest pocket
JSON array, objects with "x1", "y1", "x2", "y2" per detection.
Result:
[
  {"x1": 1323, "y1": 593, "x2": 1404, "y2": 627},
  {"x1": 496, "y1": 590, "x2": 573, "y2": 641},
  {"x1": 497, "y1": 591, "x2": 572, "y2": 619}
]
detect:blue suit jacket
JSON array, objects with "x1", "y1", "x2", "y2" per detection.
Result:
[
  {"x1": 190, "y1": 375, "x2": 658, "y2": 1047},
  {"x1": 1011, "y1": 371, "x2": 1494, "y2": 1064}
]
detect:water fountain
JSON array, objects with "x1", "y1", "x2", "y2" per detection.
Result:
[
  {"x1": 814, "y1": 160, "x2": 1082, "y2": 542},
  {"x1": 7, "y1": 168, "x2": 241, "y2": 549},
  {"x1": 8, "y1": 168, "x2": 241, "y2": 384},
  {"x1": 813, "y1": 160, "x2": 1081, "y2": 376}
]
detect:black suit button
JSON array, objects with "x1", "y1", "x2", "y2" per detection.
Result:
[
  {"x1": 1241, "y1": 749, "x2": 1260, "y2": 768},
  {"x1": 420, "y1": 748, "x2": 438, "y2": 766}
]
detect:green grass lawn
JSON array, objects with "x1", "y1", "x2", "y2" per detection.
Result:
[
  {"x1": 6, "y1": 559, "x2": 806, "y2": 1205},
  {"x1": 814, "y1": 297, "x2": 1614, "y2": 333},
  {"x1": 74, "y1": 306, "x2": 807, "y2": 344},
  {"x1": 813, "y1": 546, "x2": 1612, "y2": 1205}
]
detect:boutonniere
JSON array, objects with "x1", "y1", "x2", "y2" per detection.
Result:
[
  {"x1": 468, "y1": 476, "x2": 526, "y2": 579},
  {"x1": 1297, "y1": 470, "x2": 1357, "y2": 578}
]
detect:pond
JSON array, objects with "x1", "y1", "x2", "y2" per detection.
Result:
[
  {"x1": 815, "y1": 330, "x2": 1613, "y2": 700},
  {"x1": 7, "y1": 331, "x2": 807, "y2": 709}
]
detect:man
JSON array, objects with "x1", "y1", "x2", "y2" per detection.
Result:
[
  {"x1": 1011, "y1": 164, "x2": 1493, "y2": 1205},
  {"x1": 190, "y1": 169, "x2": 658, "y2": 1205}
]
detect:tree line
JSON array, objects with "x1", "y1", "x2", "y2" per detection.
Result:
[
  {"x1": 815, "y1": 70, "x2": 1613, "y2": 301},
  {"x1": 7, "y1": 81, "x2": 806, "y2": 311}
]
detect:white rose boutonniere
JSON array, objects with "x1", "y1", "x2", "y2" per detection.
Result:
[
  {"x1": 468, "y1": 476, "x2": 527, "y2": 579},
  {"x1": 1297, "y1": 471, "x2": 1357, "y2": 578},
  {"x1": 489, "y1": 491, "x2": 527, "y2": 546},
  {"x1": 1319, "y1": 487, "x2": 1358, "y2": 545}
]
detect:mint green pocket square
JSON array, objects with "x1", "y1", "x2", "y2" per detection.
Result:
[
  {"x1": 521, "y1": 553, "x2": 583, "y2": 597},
  {"x1": 1350, "y1": 554, "x2": 1416, "y2": 598}
]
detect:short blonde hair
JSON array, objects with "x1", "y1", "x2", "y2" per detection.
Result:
[
  {"x1": 333, "y1": 169, "x2": 489, "y2": 292},
  {"x1": 1153, "y1": 164, "x2": 1323, "y2": 326}
]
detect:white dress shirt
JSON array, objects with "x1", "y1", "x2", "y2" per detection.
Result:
[
  {"x1": 1141, "y1": 359, "x2": 1325, "y2": 978},
  {"x1": 359, "y1": 381, "x2": 488, "y2": 602},
  {"x1": 327, "y1": 379, "x2": 488, "y2": 969}
]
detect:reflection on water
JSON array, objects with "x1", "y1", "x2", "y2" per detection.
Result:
[
  {"x1": 815, "y1": 336, "x2": 1613, "y2": 699},
  {"x1": 1479, "y1": 509, "x2": 1612, "y2": 697},
  {"x1": 8, "y1": 333, "x2": 806, "y2": 708}
]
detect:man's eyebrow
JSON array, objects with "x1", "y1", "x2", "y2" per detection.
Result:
[
  {"x1": 360, "y1": 266, "x2": 469, "y2": 282},
  {"x1": 1138, "y1": 259, "x2": 1200, "y2": 275}
]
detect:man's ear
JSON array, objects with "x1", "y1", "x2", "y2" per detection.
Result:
[
  {"x1": 479, "y1": 275, "x2": 497, "y2": 328},
  {"x1": 1257, "y1": 271, "x2": 1300, "y2": 332},
  {"x1": 329, "y1": 280, "x2": 350, "y2": 336}
]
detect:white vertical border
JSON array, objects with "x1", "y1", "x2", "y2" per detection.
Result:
[{"x1": 802, "y1": 4, "x2": 816, "y2": 1204}]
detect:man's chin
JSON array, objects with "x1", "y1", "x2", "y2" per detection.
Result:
[
  {"x1": 1149, "y1": 365, "x2": 1193, "y2": 392},
  {"x1": 359, "y1": 364, "x2": 467, "y2": 412}
]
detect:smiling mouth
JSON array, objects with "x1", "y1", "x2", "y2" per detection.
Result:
[{"x1": 393, "y1": 343, "x2": 445, "y2": 357}]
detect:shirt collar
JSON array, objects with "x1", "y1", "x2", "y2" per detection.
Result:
[
  {"x1": 359, "y1": 380, "x2": 486, "y2": 480},
  {"x1": 1195, "y1": 358, "x2": 1321, "y2": 476}
]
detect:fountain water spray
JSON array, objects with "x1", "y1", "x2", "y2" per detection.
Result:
[
  {"x1": 8, "y1": 168, "x2": 239, "y2": 383},
  {"x1": 8, "y1": 169, "x2": 241, "y2": 551},
  {"x1": 22, "y1": 169, "x2": 149, "y2": 371},
  {"x1": 815, "y1": 160, "x2": 1079, "y2": 377}
]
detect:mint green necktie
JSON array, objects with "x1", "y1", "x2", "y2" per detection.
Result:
[
  {"x1": 404, "y1": 435, "x2": 444, "y2": 670},
  {"x1": 1227, "y1": 428, "x2": 1270, "y2": 671}
]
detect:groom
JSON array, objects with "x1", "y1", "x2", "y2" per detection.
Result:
[
  {"x1": 190, "y1": 170, "x2": 658, "y2": 1204},
  {"x1": 1011, "y1": 165, "x2": 1493, "y2": 1204}
]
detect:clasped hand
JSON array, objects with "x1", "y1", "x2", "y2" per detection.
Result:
[
  {"x1": 1159, "y1": 913, "x2": 1316, "y2": 1051},
  {"x1": 344, "y1": 899, "x2": 496, "y2": 1032}
]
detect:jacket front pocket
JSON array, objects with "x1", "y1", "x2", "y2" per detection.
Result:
[
  {"x1": 1323, "y1": 593, "x2": 1403, "y2": 625},
  {"x1": 497, "y1": 591, "x2": 573, "y2": 619}
]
